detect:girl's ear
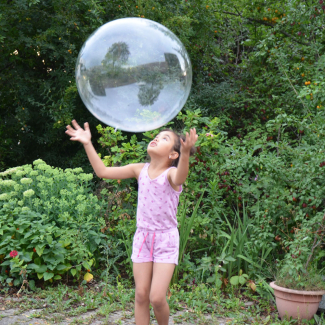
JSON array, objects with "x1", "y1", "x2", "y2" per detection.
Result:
[{"x1": 169, "y1": 151, "x2": 179, "y2": 160}]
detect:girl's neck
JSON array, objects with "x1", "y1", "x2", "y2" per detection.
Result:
[{"x1": 149, "y1": 158, "x2": 170, "y2": 171}]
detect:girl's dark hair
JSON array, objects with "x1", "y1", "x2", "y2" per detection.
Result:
[{"x1": 161, "y1": 129, "x2": 197, "y2": 167}]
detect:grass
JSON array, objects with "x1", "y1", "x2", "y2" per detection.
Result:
[{"x1": 1, "y1": 277, "x2": 324, "y2": 324}]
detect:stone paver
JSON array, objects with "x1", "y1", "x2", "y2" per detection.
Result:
[
  {"x1": 0, "y1": 308, "x2": 50, "y2": 325},
  {"x1": 0, "y1": 306, "x2": 231, "y2": 325}
]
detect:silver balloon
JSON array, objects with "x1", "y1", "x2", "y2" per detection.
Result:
[{"x1": 75, "y1": 17, "x2": 192, "y2": 132}]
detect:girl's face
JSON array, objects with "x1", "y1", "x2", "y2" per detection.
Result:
[{"x1": 147, "y1": 131, "x2": 177, "y2": 158}]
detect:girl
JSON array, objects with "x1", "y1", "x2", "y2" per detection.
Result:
[{"x1": 65, "y1": 120, "x2": 198, "y2": 325}]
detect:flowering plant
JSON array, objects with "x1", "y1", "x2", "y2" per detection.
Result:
[
  {"x1": 0, "y1": 160, "x2": 108, "y2": 288},
  {"x1": 5, "y1": 250, "x2": 29, "y2": 294},
  {"x1": 9, "y1": 250, "x2": 18, "y2": 258},
  {"x1": 275, "y1": 213, "x2": 325, "y2": 291}
]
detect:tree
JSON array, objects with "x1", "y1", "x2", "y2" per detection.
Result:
[{"x1": 1, "y1": 0, "x2": 324, "y2": 171}]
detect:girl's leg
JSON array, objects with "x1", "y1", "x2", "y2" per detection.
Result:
[
  {"x1": 149, "y1": 263, "x2": 175, "y2": 325},
  {"x1": 133, "y1": 262, "x2": 153, "y2": 325}
]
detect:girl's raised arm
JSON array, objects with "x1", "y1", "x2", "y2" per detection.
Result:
[
  {"x1": 168, "y1": 128, "x2": 198, "y2": 186},
  {"x1": 65, "y1": 120, "x2": 144, "y2": 179}
]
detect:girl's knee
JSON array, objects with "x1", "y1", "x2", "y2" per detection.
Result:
[
  {"x1": 149, "y1": 294, "x2": 166, "y2": 309},
  {"x1": 135, "y1": 288, "x2": 150, "y2": 305}
]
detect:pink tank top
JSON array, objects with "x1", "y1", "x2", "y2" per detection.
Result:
[{"x1": 136, "y1": 163, "x2": 182, "y2": 231}]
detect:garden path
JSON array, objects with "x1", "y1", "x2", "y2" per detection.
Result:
[{"x1": 0, "y1": 298, "x2": 234, "y2": 325}]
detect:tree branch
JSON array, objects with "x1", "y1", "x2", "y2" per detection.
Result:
[{"x1": 220, "y1": 11, "x2": 311, "y2": 46}]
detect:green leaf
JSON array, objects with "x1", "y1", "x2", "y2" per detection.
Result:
[
  {"x1": 29, "y1": 280, "x2": 36, "y2": 291},
  {"x1": 34, "y1": 257, "x2": 42, "y2": 265},
  {"x1": 56, "y1": 264, "x2": 68, "y2": 271},
  {"x1": 207, "y1": 275, "x2": 216, "y2": 283},
  {"x1": 82, "y1": 261, "x2": 90, "y2": 270},
  {"x1": 37, "y1": 273, "x2": 43, "y2": 279},
  {"x1": 70, "y1": 269, "x2": 77, "y2": 276},
  {"x1": 35, "y1": 265, "x2": 47, "y2": 273},
  {"x1": 230, "y1": 276, "x2": 239, "y2": 286},
  {"x1": 237, "y1": 254, "x2": 263, "y2": 270},
  {"x1": 216, "y1": 277, "x2": 223, "y2": 289},
  {"x1": 35, "y1": 245, "x2": 45, "y2": 256},
  {"x1": 54, "y1": 275, "x2": 62, "y2": 280},
  {"x1": 43, "y1": 272, "x2": 54, "y2": 281},
  {"x1": 239, "y1": 275, "x2": 247, "y2": 285},
  {"x1": 27, "y1": 263, "x2": 40, "y2": 270},
  {"x1": 46, "y1": 235, "x2": 53, "y2": 245}
]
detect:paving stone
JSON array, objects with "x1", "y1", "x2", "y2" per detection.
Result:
[
  {"x1": 0, "y1": 307, "x2": 219, "y2": 325},
  {"x1": 0, "y1": 308, "x2": 50, "y2": 325}
]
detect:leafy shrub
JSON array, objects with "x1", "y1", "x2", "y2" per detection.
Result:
[
  {"x1": 96, "y1": 108, "x2": 325, "y2": 282},
  {"x1": 0, "y1": 160, "x2": 107, "y2": 286},
  {"x1": 275, "y1": 213, "x2": 325, "y2": 291}
]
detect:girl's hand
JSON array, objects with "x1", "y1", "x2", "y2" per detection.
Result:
[
  {"x1": 180, "y1": 128, "x2": 198, "y2": 155},
  {"x1": 65, "y1": 120, "x2": 91, "y2": 145}
]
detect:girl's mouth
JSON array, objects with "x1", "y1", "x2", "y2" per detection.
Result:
[{"x1": 150, "y1": 141, "x2": 157, "y2": 147}]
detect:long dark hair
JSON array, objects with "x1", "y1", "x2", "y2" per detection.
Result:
[{"x1": 161, "y1": 129, "x2": 196, "y2": 167}]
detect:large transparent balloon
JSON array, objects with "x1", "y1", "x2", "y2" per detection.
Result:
[{"x1": 75, "y1": 18, "x2": 192, "y2": 132}]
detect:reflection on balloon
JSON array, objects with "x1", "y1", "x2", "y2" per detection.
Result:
[{"x1": 75, "y1": 17, "x2": 192, "y2": 132}]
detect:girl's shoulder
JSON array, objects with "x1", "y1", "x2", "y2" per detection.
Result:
[
  {"x1": 167, "y1": 167, "x2": 182, "y2": 193},
  {"x1": 133, "y1": 163, "x2": 146, "y2": 180}
]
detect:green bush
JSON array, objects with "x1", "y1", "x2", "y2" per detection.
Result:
[
  {"x1": 0, "y1": 159, "x2": 107, "y2": 286},
  {"x1": 95, "y1": 108, "x2": 325, "y2": 282},
  {"x1": 2, "y1": 109, "x2": 325, "y2": 287}
]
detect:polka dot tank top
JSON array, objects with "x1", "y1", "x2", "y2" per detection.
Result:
[{"x1": 136, "y1": 163, "x2": 182, "y2": 231}]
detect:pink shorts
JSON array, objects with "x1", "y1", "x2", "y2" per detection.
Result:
[{"x1": 131, "y1": 227, "x2": 179, "y2": 265}]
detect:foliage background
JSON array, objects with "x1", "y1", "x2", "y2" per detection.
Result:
[{"x1": 1, "y1": 0, "x2": 325, "y2": 287}]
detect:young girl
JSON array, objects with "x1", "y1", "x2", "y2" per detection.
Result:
[{"x1": 65, "y1": 120, "x2": 198, "y2": 325}]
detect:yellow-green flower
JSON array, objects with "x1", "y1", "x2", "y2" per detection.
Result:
[
  {"x1": 21, "y1": 178, "x2": 33, "y2": 185},
  {"x1": 16, "y1": 170, "x2": 26, "y2": 177},
  {"x1": 1, "y1": 180, "x2": 16, "y2": 187},
  {"x1": 0, "y1": 193, "x2": 9, "y2": 201},
  {"x1": 33, "y1": 159, "x2": 45, "y2": 165},
  {"x1": 23, "y1": 189, "x2": 35, "y2": 198}
]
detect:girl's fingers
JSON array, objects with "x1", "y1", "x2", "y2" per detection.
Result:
[
  {"x1": 65, "y1": 129, "x2": 74, "y2": 136},
  {"x1": 186, "y1": 132, "x2": 190, "y2": 142},
  {"x1": 65, "y1": 129, "x2": 77, "y2": 139},
  {"x1": 191, "y1": 129, "x2": 195, "y2": 142},
  {"x1": 71, "y1": 119, "x2": 81, "y2": 130},
  {"x1": 180, "y1": 128, "x2": 198, "y2": 150},
  {"x1": 84, "y1": 122, "x2": 90, "y2": 131},
  {"x1": 188, "y1": 129, "x2": 196, "y2": 145}
]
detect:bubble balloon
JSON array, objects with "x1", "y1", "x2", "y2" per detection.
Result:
[{"x1": 75, "y1": 17, "x2": 192, "y2": 132}]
